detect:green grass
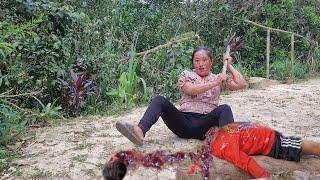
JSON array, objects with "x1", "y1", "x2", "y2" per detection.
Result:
[
  {"x1": 73, "y1": 142, "x2": 94, "y2": 150},
  {"x1": 28, "y1": 167, "x2": 53, "y2": 179},
  {"x1": 71, "y1": 154, "x2": 87, "y2": 163},
  {"x1": 83, "y1": 168, "x2": 96, "y2": 177},
  {"x1": 0, "y1": 148, "x2": 17, "y2": 173}
]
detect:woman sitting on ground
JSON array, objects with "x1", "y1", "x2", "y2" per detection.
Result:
[{"x1": 116, "y1": 47, "x2": 248, "y2": 146}]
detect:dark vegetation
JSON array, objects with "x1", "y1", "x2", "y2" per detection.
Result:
[{"x1": 0, "y1": 0, "x2": 319, "y2": 172}]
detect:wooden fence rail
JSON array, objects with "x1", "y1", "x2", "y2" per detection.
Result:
[{"x1": 245, "y1": 19, "x2": 310, "y2": 79}]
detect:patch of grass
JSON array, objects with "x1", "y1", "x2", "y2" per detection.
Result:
[
  {"x1": 69, "y1": 161, "x2": 75, "y2": 169},
  {"x1": 145, "y1": 139, "x2": 163, "y2": 145},
  {"x1": 98, "y1": 133, "x2": 109, "y2": 137},
  {"x1": 83, "y1": 168, "x2": 96, "y2": 177},
  {"x1": 83, "y1": 128, "x2": 94, "y2": 136},
  {"x1": 96, "y1": 162, "x2": 104, "y2": 169},
  {"x1": 102, "y1": 102, "x2": 137, "y2": 117},
  {"x1": 73, "y1": 142, "x2": 94, "y2": 151},
  {"x1": 99, "y1": 133, "x2": 122, "y2": 138},
  {"x1": 13, "y1": 168, "x2": 23, "y2": 177},
  {"x1": 29, "y1": 167, "x2": 53, "y2": 179},
  {"x1": 71, "y1": 154, "x2": 87, "y2": 163},
  {"x1": 275, "y1": 171, "x2": 294, "y2": 179},
  {"x1": 103, "y1": 142, "x2": 114, "y2": 152},
  {"x1": 0, "y1": 148, "x2": 17, "y2": 173}
]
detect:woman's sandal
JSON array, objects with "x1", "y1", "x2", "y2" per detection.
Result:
[{"x1": 116, "y1": 122, "x2": 143, "y2": 146}]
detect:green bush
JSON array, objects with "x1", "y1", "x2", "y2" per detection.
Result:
[
  {"x1": 270, "y1": 59, "x2": 309, "y2": 81},
  {"x1": 0, "y1": 148, "x2": 16, "y2": 173},
  {"x1": 139, "y1": 40, "x2": 197, "y2": 101},
  {"x1": 270, "y1": 60, "x2": 292, "y2": 81},
  {"x1": 1, "y1": 0, "x2": 319, "y2": 117},
  {"x1": 0, "y1": 102, "x2": 26, "y2": 146}
]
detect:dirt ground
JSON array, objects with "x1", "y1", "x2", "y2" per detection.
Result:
[{"x1": 5, "y1": 77, "x2": 320, "y2": 180}]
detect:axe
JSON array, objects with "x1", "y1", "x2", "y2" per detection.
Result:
[{"x1": 222, "y1": 32, "x2": 237, "y2": 74}]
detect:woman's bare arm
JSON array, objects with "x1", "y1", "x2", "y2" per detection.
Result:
[{"x1": 181, "y1": 74, "x2": 226, "y2": 96}]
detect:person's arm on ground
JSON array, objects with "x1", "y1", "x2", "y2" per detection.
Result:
[{"x1": 223, "y1": 54, "x2": 248, "y2": 91}]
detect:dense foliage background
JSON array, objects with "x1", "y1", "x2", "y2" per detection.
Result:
[{"x1": 0, "y1": 0, "x2": 319, "y2": 171}]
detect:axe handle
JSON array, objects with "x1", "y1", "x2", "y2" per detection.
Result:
[
  {"x1": 222, "y1": 60, "x2": 227, "y2": 74},
  {"x1": 222, "y1": 45, "x2": 231, "y2": 74}
]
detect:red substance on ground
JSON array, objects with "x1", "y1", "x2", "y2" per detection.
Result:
[{"x1": 115, "y1": 128, "x2": 219, "y2": 180}]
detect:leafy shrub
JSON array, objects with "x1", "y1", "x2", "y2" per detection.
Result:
[
  {"x1": 0, "y1": 148, "x2": 16, "y2": 173},
  {"x1": 139, "y1": 40, "x2": 197, "y2": 101},
  {"x1": 58, "y1": 69, "x2": 95, "y2": 115},
  {"x1": 270, "y1": 59, "x2": 309, "y2": 81},
  {"x1": 270, "y1": 60, "x2": 292, "y2": 81},
  {"x1": 1, "y1": 0, "x2": 319, "y2": 119},
  {"x1": 0, "y1": 102, "x2": 26, "y2": 146}
]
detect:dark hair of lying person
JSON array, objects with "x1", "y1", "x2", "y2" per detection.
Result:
[{"x1": 102, "y1": 160, "x2": 127, "y2": 180}]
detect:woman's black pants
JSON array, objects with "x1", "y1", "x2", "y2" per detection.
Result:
[{"x1": 138, "y1": 95, "x2": 234, "y2": 140}]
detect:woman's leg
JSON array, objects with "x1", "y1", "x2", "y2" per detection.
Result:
[
  {"x1": 138, "y1": 95, "x2": 192, "y2": 138},
  {"x1": 207, "y1": 104, "x2": 234, "y2": 127},
  {"x1": 190, "y1": 104, "x2": 234, "y2": 140}
]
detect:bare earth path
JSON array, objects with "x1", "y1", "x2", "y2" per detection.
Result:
[{"x1": 9, "y1": 78, "x2": 320, "y2": 180}]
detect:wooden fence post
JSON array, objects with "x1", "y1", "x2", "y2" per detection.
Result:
[
  {"x1": 291, "y1": 33, "x2": 295, "y2": 79},
  {"x1": 244, "y1": 19, "x2": 310, "y2": 81},
  {"x1": 266, "y1": 29, "x2": 271, "y2": 79}
]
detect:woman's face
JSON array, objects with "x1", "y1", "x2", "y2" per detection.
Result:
[{"x1": 192, "y1": 50, "x2": 213, "y2": 77}]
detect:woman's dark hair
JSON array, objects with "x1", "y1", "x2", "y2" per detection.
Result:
[
  {"x1": 191, "y1": 47, "x2": 213, "y2": 62},
  {"x1": 102, "y1": 160, "x2": 127, "y2": 180}
]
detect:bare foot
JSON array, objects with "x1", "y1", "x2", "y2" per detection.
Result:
[{"x1": 134, "y1": 125, "x2": 144, "y2": 141}]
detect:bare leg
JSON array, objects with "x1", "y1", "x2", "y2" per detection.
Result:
[{"x1": 301, "y1": 140, "x2": 320, "y2": 156}]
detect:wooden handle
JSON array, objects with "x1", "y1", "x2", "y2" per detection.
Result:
[
  {"x1": 222, "y1": 45, "x2": 231, "y2": 74},
  {"x1": 222, "y1": 60, "x2": 227, "y2": 74}
]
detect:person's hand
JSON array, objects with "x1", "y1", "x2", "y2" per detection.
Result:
[
  {"x1": 223, "y1": 53, "x2": 233, "y2": 66},
  {"x1": 217, "y1": 73, "x2": 227, "y2": 83}
]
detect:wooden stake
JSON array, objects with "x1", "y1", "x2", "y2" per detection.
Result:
[
  {"x1": 291, "y1": 33, "x2": 295, "y2": 79},
  {"x1": 266, "y1": 29, "x2": 270, "y2": 79}
]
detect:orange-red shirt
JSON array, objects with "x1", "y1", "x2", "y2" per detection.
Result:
[{"x1": 211, "y1": 123, "x2": 275, "y2": 178}]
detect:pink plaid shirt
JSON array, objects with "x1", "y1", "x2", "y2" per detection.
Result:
[{"x1": 178, "y1": 70, "x2": 222, "y2": 114}]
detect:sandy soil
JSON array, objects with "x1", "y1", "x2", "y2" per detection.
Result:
[{"x1": 7, "y1": 78, "x2": 320, "y2": 180}]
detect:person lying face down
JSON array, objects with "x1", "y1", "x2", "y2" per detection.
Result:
[{"x1": 103, "y1": 122, "x2": 320, "y2": 180}]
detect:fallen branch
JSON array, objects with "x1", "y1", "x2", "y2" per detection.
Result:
[
  {"x1": 25, "y1": 140, "x2": 37, "y2": 149},
  {"x1": 120, "y1": 33, "x2": 200, "y2": 61},
  {"x1": 0, "y1": 89, "x2": 14, "y2": 96},
  {"x1": 0, "y1": 89, "x2": 43, "y2": 98},
  {"x1": 1, "y1": 99, "x2": 40, "y2": 118}
]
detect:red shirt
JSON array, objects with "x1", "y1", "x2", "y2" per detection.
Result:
[{"x1": 211, "y1": 123, "x2": 275, "y2": 178}]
